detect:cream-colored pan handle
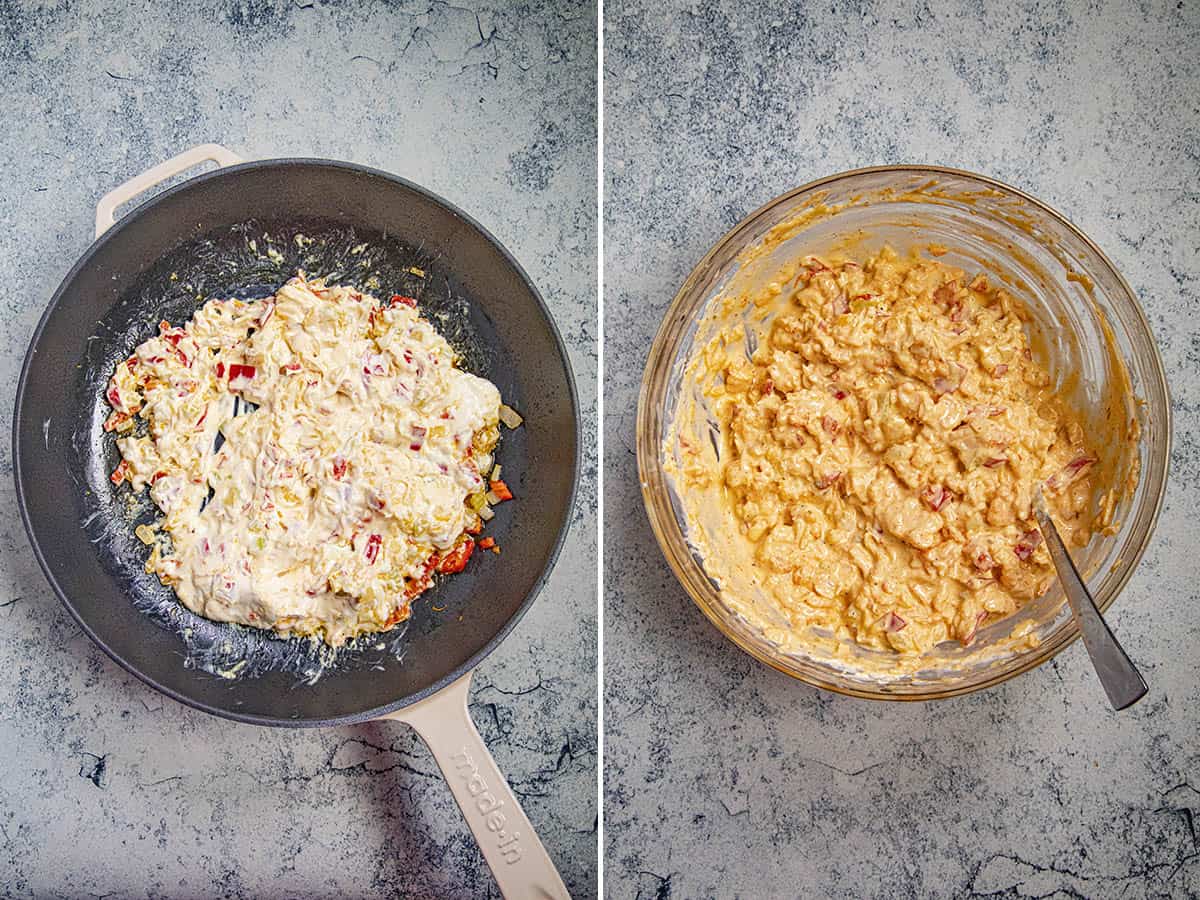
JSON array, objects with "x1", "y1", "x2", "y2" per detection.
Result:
[
  {"x1": 383, "y1": 671, "x2": 572, "y2": 899},
  {"x1": 95, "y1": 143, "x2": 243, "y2": 238}
]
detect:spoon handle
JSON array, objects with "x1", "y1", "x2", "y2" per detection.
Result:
[{"x1": 1033, "y1": 505, "x2": 1147, "y2": 710}]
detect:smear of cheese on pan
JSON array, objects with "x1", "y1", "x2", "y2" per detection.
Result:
[{"x1": 104, "y1": 274, "x2": 514, "y2": 646}]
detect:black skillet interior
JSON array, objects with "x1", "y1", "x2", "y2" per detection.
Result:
[{"x1": 15, "y1": 161, "x2": 578, "y2": 726}]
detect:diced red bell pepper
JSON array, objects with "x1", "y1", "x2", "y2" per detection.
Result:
[
  {"x1": 227, "y1": 363, "x2": 255, "y2": 380},
  {"x1": 489, "y1": 479, "x2": 513, "y2": 502},
  {"x1": 106, "y1": 382, "x2": 124, "y2": 411},
  {"x1": 364, "y1": 533, "x2": 382, "y2": 565},
  {"x1": 814, "y1": 472, "x2": 841, "y2": 491},
  {"x1": 227, "y1": 364, "x2": 256, "y2": 390},
  {"x1": 332, "y1": 456, "x2": 347, "y2": 479},
  {"x1": 436, "y1": 538, "x2": 475, "y2": 574},
  {"x1": 102, "y1": 412, "x2": 130, "y2": 433},
  {"x1": 110, "y1": 460, "x2": 130, "y2": 485},
  {"x1": 1013, "y1": 530, "x2": 1042, "y2": 561},
  {"x1": 921, "y1": 484, "x2": 950, "y2": 512},
  {"x1": 1067, "y1": 456, "x2": 1096, "y2": 473},
  {"x1": 478, "y1": 537, "x2": 496, "y2": 550},
  {"x1": 962, "y1": 610, "x2": 989, "y2": 646},
  {"x1": 389, "y1": 294, "x2": 417, "y2": 307}
]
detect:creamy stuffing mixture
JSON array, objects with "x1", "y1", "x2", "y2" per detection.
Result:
[
  {"x1": 105, "y1": 274, "x2": 516, "y2": 646},
  {"x1": 678, "y1": 247, "x2": 1103, "y2": 655}
]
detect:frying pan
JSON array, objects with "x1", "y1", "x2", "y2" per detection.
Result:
[{"x1": 14, "y1": 145, "x2": 579, "y2": 898}]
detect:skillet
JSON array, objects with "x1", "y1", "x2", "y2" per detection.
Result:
[{"x1": 13, "y1": 145, "x2": 578, "y2": 898}]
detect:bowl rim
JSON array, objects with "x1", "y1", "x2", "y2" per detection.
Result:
[{"x1": 636, "y1": 163, "x2": 1172, "y2": 701}]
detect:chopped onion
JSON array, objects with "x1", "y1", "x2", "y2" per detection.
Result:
[
  {"x1": 498, "y1": 404, "x2": 523, "y2": 429},
  {"x1": 485, "y1": 490, "x2": 502, "y2": 506},
  {"x1": 491, "y1": 463, "x2": 501, "y2": 481},
  {"x1": 478, "y1": 504, "x2": 494, "y2": 521}
]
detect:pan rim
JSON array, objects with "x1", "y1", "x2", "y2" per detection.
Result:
[{"x1": 13, "y1": 156, "x2": 582, "y2": 727}]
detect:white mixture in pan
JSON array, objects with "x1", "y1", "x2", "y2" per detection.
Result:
[{"x1": 105, "y1": 273, "x2": 515, "y2": 646}]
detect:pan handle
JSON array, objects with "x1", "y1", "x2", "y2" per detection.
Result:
[
  {"x1": 384, "y1": 671, "x2": 572, "y2": 900},
  {"x1": 95, "y1": 143, "x2": 243, "y2": 238}
]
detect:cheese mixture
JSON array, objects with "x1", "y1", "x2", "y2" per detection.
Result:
[
  {"x1": 104, "y1": 274, "x2": 515, "y2": 646},
  {"x1": 675, "y1": 246, "x2": 1104, "y2": 655}
]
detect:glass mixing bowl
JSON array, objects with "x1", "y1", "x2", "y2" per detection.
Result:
[{"x1": 637, "y1": 166, "x2": 1171, "y2": 700}]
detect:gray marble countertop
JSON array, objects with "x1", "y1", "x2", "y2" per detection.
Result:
[
  {"x1": 0, "y1": 2, "x2": 596, "y2": 897},
  {"x1": 604, "y1": 2, "x2": 1199, "y2": 898}
]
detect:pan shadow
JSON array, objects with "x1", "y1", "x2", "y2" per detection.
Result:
[{"x1": 334, "y1": 719, "x2": 501, "y2": 899}]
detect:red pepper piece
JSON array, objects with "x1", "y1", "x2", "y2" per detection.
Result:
[
  {"x1": 489, "y1": 479, "x2": 513, "y2": 502},
  {"x1": 962, "y1": 610, "x2": 989, "y2": 646},
  {"x1": 1013, "y1": 530, "x2": 1042, "y2": 561},
  {"x1": 389, "y1": 294, "x2": 417, "y2": 307},
  {"x1": 228, "y1": 363, "x2": 256, "y2": 380},
  {"x1": 921, "y1": 484, "x2": 950, "y2": 511},
  {"x1": 102, "y1": 412, "x2": 130, "y2": 433},
  {"x1": 814, "y1": 472, "x2": 841, "y2": 491},
  {"x1": 364, "y1": 533, "x2": 382, "y2": 565},
  {"x1": 436, "y1": 538, "x2": 475, "y2": 574},
  {"x1": 227, "y1": 364, "x2": 256, "y2": 391}
]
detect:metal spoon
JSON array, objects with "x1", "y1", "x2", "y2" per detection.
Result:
[{"x1": 1032, "y1": 488, "x2": 1147, "y2": 710}]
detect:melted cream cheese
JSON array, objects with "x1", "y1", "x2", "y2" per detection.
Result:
[
  {"x1": 106, "y1": 274, "x2": 501, "y2": 646},
  {"x1": 671, "y1": 247, "x2": 1107, "y2": 656}
]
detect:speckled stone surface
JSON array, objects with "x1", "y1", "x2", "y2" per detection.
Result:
[
  {"x1": 604, "y1": 2, "x2": 1198, "y2": 898},
  {"x1": 0, "y1": 1, "x2": 596, "y2": 897}
]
